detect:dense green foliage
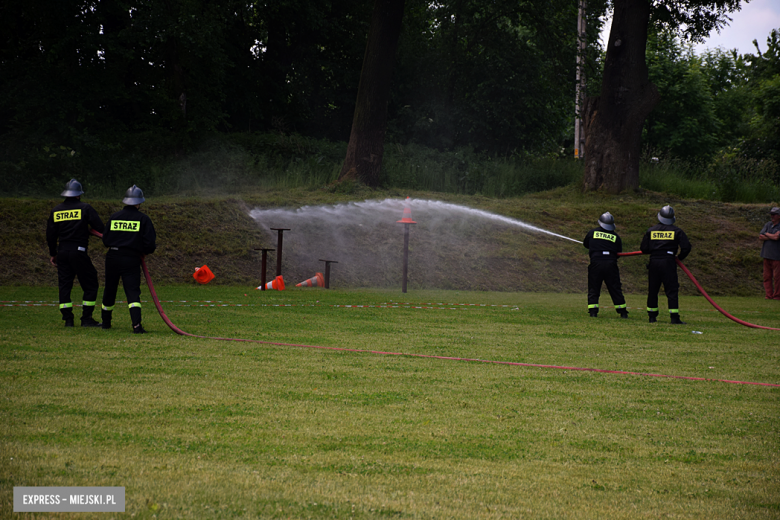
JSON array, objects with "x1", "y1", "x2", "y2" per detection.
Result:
[
  {"x1": 0, "y1": 0, "x2": 777, "y2": 199},
  {"x1": 0, "y1": 0, "x2": 372, "y2": 141},
  {"x1": 643, "y1": 30, "x2": 779, "y2": 161},
  {"x1": 4, "y1": 130, "x2": 779, "y2": 204},
  {"x1": 387, "y1": 0, "x2": 606, "y2": 154},
  {"x1": 740, "y1": 30, "x2": 780, "y2": 163},
  {"x1": 641, "y1": 29, "x2": 780, "y2": 202},
  {"x1": 0, "y1": 0, "x2": 599, "y2": 160}
]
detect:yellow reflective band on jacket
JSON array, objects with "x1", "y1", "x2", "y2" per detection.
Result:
[
  {"x1": 59, "y1": 302, "x2": 73, "y2": 309},
  {"x1": 651, "y1": 231, "x2": 675, "y2": 240},
  {"x1": 128, "y1": 302, "x2": 142, "y2": 309},
  {"x1": 102, "y1": 304, "x2": 114, "y2": 311},
  {"x1": 82, "y1": 301, "x2": 96, "y2": 307},
  {"x1": 54, "y1": 209, "x2": 82, "y2": 222},
  {"x1": 593, "y1": 231, "x2": 616, "y2": 242},
  {"x1": 111, "y1": 220, "x2": 140, "y2": 232}
]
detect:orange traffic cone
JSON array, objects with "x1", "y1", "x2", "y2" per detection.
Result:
[
  {"x1": 256, "y1": 275, "x2": 285, "y2": 291},
  {"x1": 193, "y1": 265, "x2": 215, "y2": 284},
  {"x1": 297, "y1": 272, "x2": 324, "y2": 287},
  {"x1": 396, "y1": 197, "x2": 417, "y2": 224}
]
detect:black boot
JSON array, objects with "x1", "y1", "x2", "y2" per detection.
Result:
[
  {"x1": 130, "y1": 307, "x2": 144, "y2": 333},
  {"x1": 648, "y1": 311, "x2": 658, "y2": 323},
  {"x1": 618, "y1": 310, "x2": 629, "y2": 319},
  {"x1": 670, "y1": 314, "x2": 686, "y2": 325},
  {"x1": 81, "y1": 317, "x2": 102, "y2": 327},
  {"x1": 101, "y1": 309, "x2": 112, "y2": 330},
  {"x1": 81, "y1": 305, "x2": 101, "y2": 327},
  {"x1": 588, "y1": 309, "x2": 598, "y2": 318},
  {"x1": 61, "y1": 307, "x2": 74, "y2": 327}
]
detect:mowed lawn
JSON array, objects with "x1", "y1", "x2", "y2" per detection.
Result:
[{"x1": 1, "y1": 285, "x2": 779, "y2": 519}]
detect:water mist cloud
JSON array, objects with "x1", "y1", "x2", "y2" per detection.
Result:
[{"x1": 247, "y1": 198, "x2": 579, "y2": 290}]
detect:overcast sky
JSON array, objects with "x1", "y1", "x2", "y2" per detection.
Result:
[{"x1": 600, "y1": 0, "x2": 780, "y2": 56}]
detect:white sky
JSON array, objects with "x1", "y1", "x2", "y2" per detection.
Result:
[{"x1": 600, "y1": 0, "x2": 780, "y2": 56}]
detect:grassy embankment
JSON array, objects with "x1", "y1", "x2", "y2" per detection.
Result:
[
  {"x1": 1, "y1": 284, "x2": 779, "y2": 518},
  {"x1": 0, "y1": 185, "x2": 771, "y2": 296}
]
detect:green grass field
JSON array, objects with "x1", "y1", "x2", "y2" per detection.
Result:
[{"x1": 1, "y1": 285, "x2": 779, "y2": 519}]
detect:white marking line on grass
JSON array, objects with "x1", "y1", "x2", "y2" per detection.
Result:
[
  {"x1": 0, "y1": 301, "x2": 772, "y2": 315},
  {"x1": 0, "y1": 300, "x2": 517, "y2": 311}
]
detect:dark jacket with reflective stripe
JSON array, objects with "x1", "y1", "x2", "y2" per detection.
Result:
[
  {"x1": 583, "y1": 227, "x2": 623, "y2": 261},
  {"x1": 46, "y1": 198, "x2": 104, "y2": 256},
  {"x1": 640, "y1": 224, "x2": 691, "y2": 261},
  {"x1": 102, "y1": 206, "x2": 157, "y2": 257}
]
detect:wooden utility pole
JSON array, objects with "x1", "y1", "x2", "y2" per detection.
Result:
[{"x1": 574, "y1": 0, "x2": 587, "y2": 159}]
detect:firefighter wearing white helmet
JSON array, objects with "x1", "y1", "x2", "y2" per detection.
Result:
[
  {"x1": 640, "y1": 205, "x2": 692, "y2": 324},
  {"x1": 46, "y1": 178, "x2": 105, "y2": 327},
  {"x1": 583, "y1": 212, "x2": 628, "y2": 318},
  {"x1": 100, "y1": 185, "x2": 157, "y2": 334}
]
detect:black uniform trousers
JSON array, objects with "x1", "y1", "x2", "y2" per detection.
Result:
[
  {"x1": 587, "y1": 259, "x2": 626, "y2": 311},
  {"x1": 102, "y1": 253, "x2": 143, "y2": 326},
  {"x1": 57, "y1": 249, "x2": 99, "y2": 321},
  {"x1": 647, "y1": 256, "x2": 679, "y2": 314}
]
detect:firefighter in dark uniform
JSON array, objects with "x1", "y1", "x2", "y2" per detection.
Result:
[
  {"x1": 100, "y1": 185, "x2": 157, "y2": 333},
  {"x1": 46, "y1": 179, "x2": 104, "y2": 327},
  {"x1": 583, "y1": 212, "x2": 629, "y2": 318},
  {"x1": 640, "y1": 205, "x2": 692, "y2": 324}
]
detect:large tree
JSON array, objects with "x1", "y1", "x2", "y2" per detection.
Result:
[
  {"x1": 583, "y1": 0, "x2": 743, "y2": 193},
  {"x1": 338, "y1": 0, "x2": 406, "y2": 186}
]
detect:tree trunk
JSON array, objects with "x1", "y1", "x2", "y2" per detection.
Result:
[
  {"x1": 582, "y1": 0, "x2": 659, "y2": 193},
  {"x1": 338, "y1": 0, "x2": 406, "y2": 186}
]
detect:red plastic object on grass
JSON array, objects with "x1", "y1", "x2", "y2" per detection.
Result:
[
  {"x1": 193, "y1": 265, "x2": 215, "y2": 284},
  {"x1": 297, "y1": 272, "x2": 325, "y2": 287}
]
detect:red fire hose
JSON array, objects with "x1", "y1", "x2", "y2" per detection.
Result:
[
  {"x1": 142, "y1": 255, "x2": 779, "y2": 386},
  {"x1": 141, "y1": 258, "x2": 323, "y2": 346},
  {"x1": 618, "y1": 250, "x2": 780, "y2": 331},
  {"x1": 87, "y1": 230, "x2": 780, "y2": 387}
]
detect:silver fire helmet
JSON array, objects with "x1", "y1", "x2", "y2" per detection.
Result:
[
  {"x1": 122, "y1": 185, "x2": 145, "y2": 205},
  {"x1": 598, "y1": 212, "x2": 615, "y2": 231},
  {"x1": 657, "y1": 205, "x2": 676, "y2": 225},
  {"x1": 61, "y1": 178, "x2": 84, "y2": 197}
]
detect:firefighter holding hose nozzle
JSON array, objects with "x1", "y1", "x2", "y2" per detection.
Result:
[
  {"x1": 640, "y1": 205, "x2": 692, "y2": 324},
  {"x1": 100, "y1": 185, "x2": 157, "y2": 334},
  {"x1": 583, "y1": 212, "x2": 629, "y2": 319}
]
